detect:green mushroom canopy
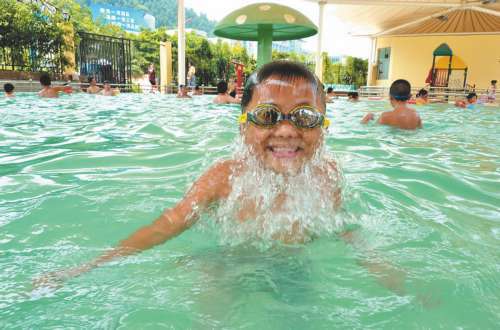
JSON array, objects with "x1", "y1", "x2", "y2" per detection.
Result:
[{"x1": 213, "y1": 3, "x2": 318, "y2": 67}]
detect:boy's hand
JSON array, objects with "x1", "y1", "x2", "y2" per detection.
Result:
[
  {"x1": 361, "y1": 113, "x2": 375, "y2": 123},
  {"x1": 33, "y1": 265, "x2": 91, "y2": 290}
]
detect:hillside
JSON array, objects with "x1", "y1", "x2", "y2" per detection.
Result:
[{"x1": 80, "y1": 0, "x2": 217, "y2": 34}]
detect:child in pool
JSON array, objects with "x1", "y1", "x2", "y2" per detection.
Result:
[
  {"x1": 362, "y1": 79, "x2": 422, "y2": 130},
  {"x1": 455, "y1": 92, "x2": 477, "y2": 109},
  {"x1": 4, "y1": 83, "x2": 14, "y2": 97},
  {"x1": 38, "y1": 73, "x2": 73, "y2": 98},
  {"x1": 415, "y1": 89, "x2": 429, "y2": 105},
  {"x1": 36, "y1": 60, "x2": 341, "y2": 283}
]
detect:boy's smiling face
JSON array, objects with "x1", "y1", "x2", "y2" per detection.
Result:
[{"x1": 242, "y1": 76, "x2": 325, "y2": 174}]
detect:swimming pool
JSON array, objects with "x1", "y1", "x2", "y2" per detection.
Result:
[{"x1": 1, "y1": 93, "x2": 499, "y2": 328}]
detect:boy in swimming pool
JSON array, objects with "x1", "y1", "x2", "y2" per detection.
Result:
[
  {"x1": 4, "y1": 83, "x2": 14, "y2": 97},
  {"x1": 35, "y1": 60, "x2": 340, "y2": 283},
  {"x1": 455, "y1": 92, "x2": 477, "y2": 109},
  {"x1": 38, "y1": 73, "x2": 73, "y2": 98},
  {"x1": 362, "y1": 79, "x2": 422, "y2": 130}
]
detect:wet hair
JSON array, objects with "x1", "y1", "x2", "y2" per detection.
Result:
[
  {"x1": 327, "y1": 87, "x2": 333, "y2": 93},
  {"x1": 348, "y1": 91, "x2": 359, "y2": 98},
  {"x1": 88, "y1": 77, "x2": 96, "y2": 83},
  {"x1": 416, "y1": 88, "x2": 428, "y2": 97},
  {"x1": 103, "y1": 81, "x2": 110, "y2": 85},
  {"x1": 389, "y1": 79, "x2": 411, "y2": 101},
  {"x1": 466, "y1": 92, "x2": 477, "y2": 100},
  {"x1": 195, "y1": 85, "x2": 200, "y2": 90},
  {"x1": 217, "y1": 81, "x2": 228, "y2": 94},
  {"x1": 4, "y1": 83, "x2": 14, "y2": 93},
  {"x1": 492, "y1": 80, "x2": 497, "y2": 85},
  {"x1": 241, "y1": 60, "x2": 325, "y2": 112},
  {"x1": 39, "y1": 73, "x2": 51, "y2": 86}
]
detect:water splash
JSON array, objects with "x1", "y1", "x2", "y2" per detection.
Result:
[{"x1": 198, "y1": 137, "x2": 345, "y2": 247}]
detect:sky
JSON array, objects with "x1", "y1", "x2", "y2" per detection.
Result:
[{"x1": 184, "y1": 0, "x2": 372, "y2": 59}]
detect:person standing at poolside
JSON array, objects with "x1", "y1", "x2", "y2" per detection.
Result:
[
  {"x1": 187, "y1": 63, "x2": 196, "y2": 90},
  {"x1": 87, "y1": 77, "x2": 100, "y2": 94},
  {"x1": 4, "y1": 83, "x2": 15, "y2": 97},
  {"x1": 362, "y1": 79, "x2": 422, "y2": 130},
  {"x1": 148, "y1": 64, "x2": 157, "y2": 92},
  {"x1": 487, "y1": 80, "x2": 497, "y2": 103},
  {"x1": 213, "y1": 81, "x2": 239, "y2": 104},
  {"x1": 38, "y1": 73, "x2": 73, "y2": 98}
]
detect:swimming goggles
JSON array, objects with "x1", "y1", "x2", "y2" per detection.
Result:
[{"x1": 239, "y1": 104, "x2": 330, "y2": 129}]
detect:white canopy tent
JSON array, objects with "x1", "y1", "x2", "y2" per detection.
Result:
[{"x1": 304, "y1": 0, "x2": 500, "y2": 80}]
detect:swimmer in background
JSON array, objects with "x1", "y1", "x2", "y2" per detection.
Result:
[
  {"x1": 4, "y1": 83, "x2": 14, "y2": 97},
  {"x1": 87, "y1": 77, "x2": 100, "y2": 94},
  {"x1": 228, "y1": 77, "x2": 238, "y2": 98},
  {"x1": 415, "y1": 89, "x2": 429, "y2": 105},
  {"x1": 347, "y1": 91, "x2": 359, "y2": 102},
  {"x1": 455, "y1": 92, "x2": 477, "y2": 109},
  {"x1": 177, "y1": 84, "x2": 192, "y2": 98},
  {"x1": 362, "y1": 79, "x2": 422, "y2": 130},
  {"x1": 325, "y1": 87, "x2": 335, "y2": 103},
  {"x1": 213, "y1": 81, "x2": 239, "y2": 104},
  {"x1": 38, "y1": 73, "x2": 73, "y2": 98},
  {"x1": 100, "y1": 81, "x2": 119, "y2": 96},
  {"x1": 36, "y1": 61, "x2": 406, "y2": 295},
  {"x1": 192, "y1": 85, "x2": 203, "y2": 95}
]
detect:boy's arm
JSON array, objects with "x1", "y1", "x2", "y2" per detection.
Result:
[
  {"x1": 34, "y1": 162, "x2": 232, "y2": 286},
  {"x1": 53, "y1": 86, "x2": 73, "y2": 94},
  {"x1": 361, "y1": 113, "x2": 375, "y2": 123}
]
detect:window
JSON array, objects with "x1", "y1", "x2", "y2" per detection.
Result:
[{"x1": 377, "y1": 47, "x2": 391, "y2": 80}]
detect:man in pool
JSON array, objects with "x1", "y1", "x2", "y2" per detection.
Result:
[
  {"x1": 100, "y1": 81, "x2": 119, "y2": 96},
  {"x1": 177, "y1": 84, "x2": 192, "y2": 98},
  {"x1": 86, "y1": 77, "x2": 100, "y2": 94},
  {"x1": 4, "y1": 83, "x2": 14, "y2": 97},
  {"x1": 362, "y1": 79, "x2": 422, "y2": 130},
  {"x1": 325, "y1": 87, "x2": 335, "y2": 103},
  {"x1": 35, "y1": 61, "x2": 342, "y2": 283},
  {"x1": 38, "y1": 73, "x2": 73, "y2": 98},
  {"x1": 213, "y1": 81, "x2": 239, "y2": 104},
  {"x1": 347, "y1": 91, "x2": 359, "y2": 102}
]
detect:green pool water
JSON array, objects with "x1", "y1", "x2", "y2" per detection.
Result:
[{"x1": 1, "y1": 93, "x2": 499, "y2": 329}]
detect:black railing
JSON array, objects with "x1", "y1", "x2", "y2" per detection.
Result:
[
  {"x1": 76, "y1": 32, "x2": 132, "y2": 85},
  {"x1": 0, "y1": 43, "x2": 64, "y2": 74}
]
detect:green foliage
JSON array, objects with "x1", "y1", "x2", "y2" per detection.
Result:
[
  {"x1": 323, "y1": 55, "x2": 368, "y2": 86},
  {"x1": 0, "y1": 0, "x2": 68, "y2": 71}
]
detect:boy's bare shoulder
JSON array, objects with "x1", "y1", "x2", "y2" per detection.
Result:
[{"x1": 196, "y1": 159, "x2": 241, "y2": 200}]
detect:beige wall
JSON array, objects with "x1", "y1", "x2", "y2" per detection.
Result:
[{"x1": 372, "y1": 34, "x2": 500, "y2": 89}]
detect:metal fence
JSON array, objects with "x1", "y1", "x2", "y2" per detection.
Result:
[
  {"x1": 0, "y1": 43, "x2": 63, "y2": 74},
  {"x1": 76, "y1": 32, "x2": 132, "y2": 85},
  {"x1": 358, "y1": 86, "x2": 497, "y2": 101}
]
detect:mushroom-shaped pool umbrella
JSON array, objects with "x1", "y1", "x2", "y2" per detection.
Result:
[{"x1": 214, "y1": 3, "x2": 318, "y2": 67}]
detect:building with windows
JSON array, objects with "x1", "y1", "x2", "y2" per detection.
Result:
[
  {"x1": 272, "y1": 40, "x2": 307, "y2": 54},
  {"x1": 316, "y1": 0, "x2": 500, "y2": 89},
  {"x1": 90, "y1": 3, "x2": 155, "y2": 33}
]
